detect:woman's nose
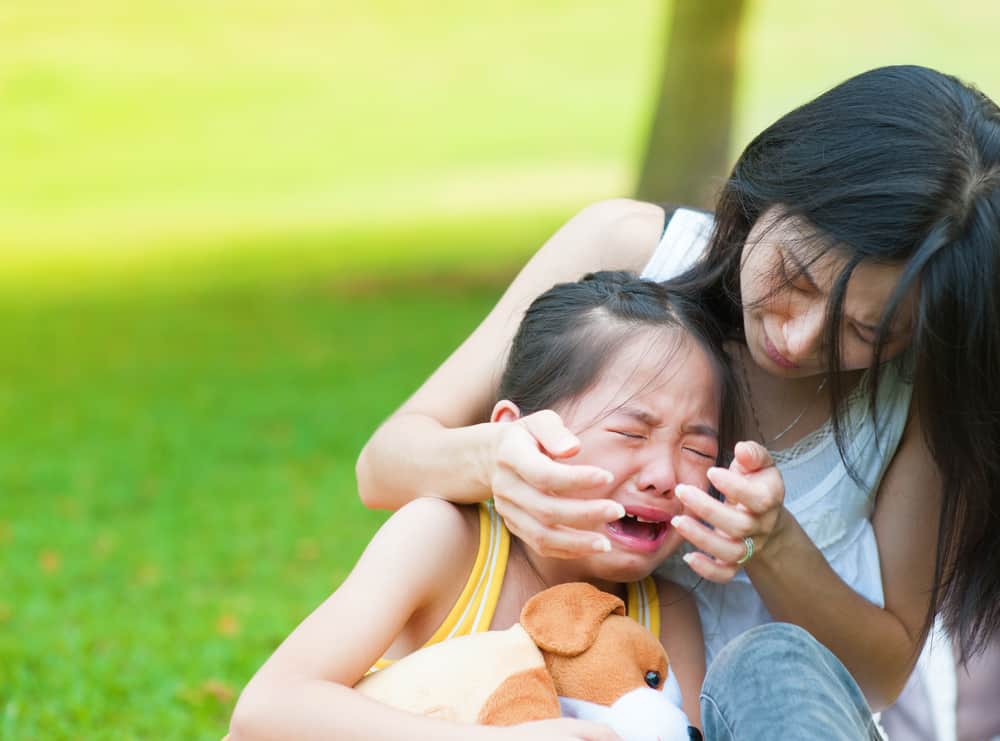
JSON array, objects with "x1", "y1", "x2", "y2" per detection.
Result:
[{"x1": 782, "y1": 303, "x2": 825, "y2": 360}]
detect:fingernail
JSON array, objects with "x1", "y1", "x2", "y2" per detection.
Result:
[
  {"x1": 606, "y1": 503, "x2": 626, "y2": 520},
  {"x1": 593, "y1": 537, "x2": 612, "y2": 553},
  {"x1": 557, "y1": 437, "x2": 578, "y2": 452},
  {"x1": 597, "y1": 470, "x2": 614, "y2": 484},
  {"x1": 670, "y1": 515, "x2": 684, "y2": 528},
  {"x1": 675, "y1": 485, "x2": 690, "y2": 501},
  {"x1": 682, "y1": 553, "x2": 695, "y2": 565}
]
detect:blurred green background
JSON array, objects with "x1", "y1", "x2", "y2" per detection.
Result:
[{"x1": 2, "y1": 1, "x2": 998, "y2": 737}]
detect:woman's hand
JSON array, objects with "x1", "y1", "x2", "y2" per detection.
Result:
[
  {"x1": 490, "y1": 409, "x2": 625, "y2": 559},
  {"x1": 670, "y1": 441, "x2": 787, "y2": 582}
]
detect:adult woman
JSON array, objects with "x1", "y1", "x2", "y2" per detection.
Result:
[{"x1": 356, "y1": 65, "x2": 1000, "y2": 736}]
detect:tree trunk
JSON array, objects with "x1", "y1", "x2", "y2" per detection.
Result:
[{"x1": 634, "y1": 0, "x2": 746, "y2": 209}]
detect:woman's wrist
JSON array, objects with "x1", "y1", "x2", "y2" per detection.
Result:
[
  {"x1": 474, "y1": 420, "x2": 504, "y2": 497},
  {"x1": 751, "y1": 505, "x2": 798, "y2": 566}
]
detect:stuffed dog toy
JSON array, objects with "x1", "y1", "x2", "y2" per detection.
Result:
[{"x1": 355, "y1": 582, "x2": 691, "y2": 741}]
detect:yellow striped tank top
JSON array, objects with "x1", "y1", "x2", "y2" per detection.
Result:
[{"x1": 370, "y1": 501, "x2": 661, "y2": 672}]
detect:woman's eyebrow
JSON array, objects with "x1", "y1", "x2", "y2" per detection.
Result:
[{"x1": 783, "y1": 248, "x2": 821, "y2": 291}]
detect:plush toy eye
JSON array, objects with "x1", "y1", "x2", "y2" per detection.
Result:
[{"x1": 644, "y1": 670, "x2": 661, "y2": 688}]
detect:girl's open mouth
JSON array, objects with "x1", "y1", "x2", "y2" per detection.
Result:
[{"x1": 605, "y1": 510, "x2": 670, "y2": 553}]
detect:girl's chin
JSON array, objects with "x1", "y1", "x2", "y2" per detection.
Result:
[{"x1": 588, "y1": 552, "x2": 666, "y2": 585}]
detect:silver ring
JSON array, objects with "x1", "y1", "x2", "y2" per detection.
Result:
[{"x1": 737, "y1": 536, "x2": 755, "y2": 565}]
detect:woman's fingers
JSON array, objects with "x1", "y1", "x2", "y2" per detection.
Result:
[
  {"x1": 496, "y1": 423, "x2": 612, "y2": 495},
  {"x1": 494, "y1": 482, "x2": 617, "y2": 558},
  {"x1": 730, "y1": 439, "x2": 774, "y2": 474},
  {"x1": 675, "y1": 484, "x2": 755, "y2": 536},
  {"x1": 501, "y1": 517, "x2": 608, "y2": 559},
  {"x1": 519, "y1": 409, "x2": 582, "y2": 459},
  {"x1": 673, "y1": 444, "x2": 786, "y2": 577},
  {"x1": 494, "y1": 469, "x2": 623, "y2": 529},
  {"x1": 490, "y1": 407, "x2": 623, "y2": 560},
  {"x1": 705, "y1": 465, "x2": 783, "y2": 516},
  {"x1": 671, "y1": 512, "x2": 750, "y2": 564},
  {"x1": 681, "y1": 550, "x2": 740, "y2": 583}
]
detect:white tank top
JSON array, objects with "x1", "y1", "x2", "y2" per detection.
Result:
[{"x1": 644, "y1": 209, "x2": 914, "y2": 665}]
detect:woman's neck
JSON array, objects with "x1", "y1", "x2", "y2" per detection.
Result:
[{"x1": 728, "y1": 341, "x2": 864, "y2": 451}]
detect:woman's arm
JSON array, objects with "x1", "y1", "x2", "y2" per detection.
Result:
[
  {"x1": 673, "y1": 416, "x2": 939, "y2": 710},
  {"x1": 657, "y1": 579, "x2": 705, "y2": 728},
  {"x1": 355, "y1": 199, "x2": 665, "y2": 554}
]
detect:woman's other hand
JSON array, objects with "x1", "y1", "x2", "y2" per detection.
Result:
[
  {"x1": 491, "y1": 408, "x2": 623, "y2": 559},
  {"x1": 670, "y1": 441, "x2": 786, "y2": 582}
]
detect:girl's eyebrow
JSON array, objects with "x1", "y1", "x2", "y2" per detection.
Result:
[
  {"x1": 616, "y1": 406, "x2": 718, "y2": 438},
  {"x1": 686, "y1": 423, "x2": 720, "y2": 439},
  {"x1": 615, "y1": 406, "x2": 661, "y2": 427}
]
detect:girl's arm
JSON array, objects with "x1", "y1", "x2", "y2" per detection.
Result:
[
  {"x1": 229, "y1": 498, "x2": 483, "y2": 740},
  {"x1": 229, "y1": 497, "x2": 622, "y2": 741},
  {"x1": 674, "y1": 414, "x2": 939, "y2": 710},
  {"x1": 656, "y1": 579, "x2": 705, "y2": 729},
  {"x1": 355, "y1": 199, "x2": 665, "y2": 556}
]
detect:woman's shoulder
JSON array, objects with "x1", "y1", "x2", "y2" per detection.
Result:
[{"x1": 555, "y1": 198, "x2": 670, "y2": 274}]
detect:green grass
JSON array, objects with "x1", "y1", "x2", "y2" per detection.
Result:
[{"x1": 0, "y1": 248, "x2": 512, "y2": 738}]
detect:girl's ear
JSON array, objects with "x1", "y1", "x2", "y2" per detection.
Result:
[{"x1": 491, "y1": 400, "x2": 521, "y2": 423}]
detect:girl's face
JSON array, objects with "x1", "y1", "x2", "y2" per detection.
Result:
[
  {"x1": 740, "y1": 208, "x2": 915, "y2": 378},
  {"x1": 555, "y1": 329, "x2": 720, "y2": 583}
]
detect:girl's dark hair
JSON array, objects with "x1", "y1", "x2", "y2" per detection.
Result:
[
  {"x1": 672, "y1": 64, "x2": 1000, "y2": 659},
  {"x1": 498, "y1": 270, "x2": 738, "y2": 460}
]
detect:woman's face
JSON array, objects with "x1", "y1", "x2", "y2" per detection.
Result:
[{"x1": 740, "y1": 208, "x2": 915, "y2": 377}]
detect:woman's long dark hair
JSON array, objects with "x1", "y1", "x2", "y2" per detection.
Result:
[
  {"x1": 498, "y1": 270, "x2": 739, "y2": 461},
  {"x1": 672, "y1": 65, "x2": 1000, "y2": 660}
]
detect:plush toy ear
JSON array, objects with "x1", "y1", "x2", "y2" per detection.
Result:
[{"x1": 520, "y1": 582, "x2": 625, "y2": 657}]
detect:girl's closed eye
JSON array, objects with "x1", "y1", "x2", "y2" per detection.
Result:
[
  {"x1": 683, "y1": 446, "x2": 716, "y2": 460},
  {"x1": 610, "y1": 429, "x2": 647, "y2": 440}
]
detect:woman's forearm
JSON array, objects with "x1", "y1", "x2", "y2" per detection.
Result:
[
  {"x1": 746, "y1": 512, "x2": 918, "y2": 710},
  {"x1": 356, "y1": 413, "x2": 500, "y2": 510},
  {"x1": 355, "y1": 199, "x2": 664, "y2": 513}
]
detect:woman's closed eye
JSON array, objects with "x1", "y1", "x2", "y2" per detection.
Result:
[
  {"x1": 684, "y1": 446, "x2": 716, "y2": 460},
  {"x1": 778, "y1": 252, "x2": 816, "y2": 293},
  {"x1": 851, "y1": 324, "x2": 877, "y2": 345}
]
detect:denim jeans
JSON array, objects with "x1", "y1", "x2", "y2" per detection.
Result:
[{"x1": 700, "y1": 623, "x2": 883, "y2": 740}]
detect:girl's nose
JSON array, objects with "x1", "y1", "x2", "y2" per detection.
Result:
[{"x1": 636, "y1": 456, "x2": 677, "y2": 498}]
